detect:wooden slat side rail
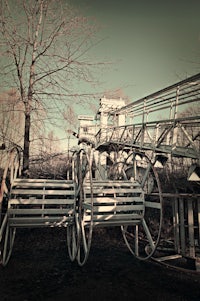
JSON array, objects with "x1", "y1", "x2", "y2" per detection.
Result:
[
  {"x1": 83, "y1": 180, "x2": 144, "y2": 226},
  {"x1": 9, "y1": 198, "x2": 75, "y2": 205},
  {"x1": 8, "y1": 216, "x2": 74, "y2": 227},
  {"x1": 7, "y1": 179, "x2": 76, "y2": 228},
  {"x1": 84, "y1": 196, "x2": 143, "y2": 203},
  {"x1": 11, "y1": 189, "x2": 74, "y2": 196},
  {"x1": 13, "y1": 182, "x2": 75, "y2": 188},
  {"x1": 8, "y1": 208, "x2": 74, "y2": 215},
  {"x1": 14, "y1": 179, "x2": 74, "y2": 184}
]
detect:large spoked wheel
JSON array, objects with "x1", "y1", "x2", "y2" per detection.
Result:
[
  {"x1": 0, "y1": 219, "x2": 16, "y2": 266},
  {"x1": 67, "y1": 212, "x2": 80, "y2": 262},
  {"x1": 67, "y1": 153, "x2": 80, "y2": 262},
  {"x1": 76, "y1": 148, "x2": 94, "y2": 266},
  {"x1": 0, "y1": 147, "x2": 21, "y2": 266},
  {"x1": 121, "y1": 153, "x2": 163, "y2": 260}
]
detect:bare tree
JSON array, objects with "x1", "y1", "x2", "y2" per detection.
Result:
[
  {"x1": 0, "y1": 0, "x2": 103, "y2": 175},
  {"x1": 0, "y1": 89, "x2": 24, "y2": 148}
]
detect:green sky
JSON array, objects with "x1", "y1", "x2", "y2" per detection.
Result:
[
  {"x1": 2, "y1": 0, "x2": 199, "y2": 150},
  {"x1": 72, "y1": 0, "x2": 200, "y2": 100},
  {"x1": 60, "y1": 0, "x2": 200, "y2": 148}
]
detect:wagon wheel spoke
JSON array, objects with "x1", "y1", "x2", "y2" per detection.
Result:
[
  {"x1": 122, "y1": 152, "x2": 163, "y2": 260},
  {"x1": 67, "y1": 212, "x2": 80, "y2": 262},
  {"x1": 67, "y1": 153, "x2": 80, "y2": 262},
  {"x1": 1, "y1": 225, "x2": 16, "y2": 266},
  {"x1": 142, "y1": 218, "x2": 155, "y2": 251},
  {"x1": 76, "y1": 148, "x2": 94, "y2": 266},
  {"x1": 140, "y1": 163, "x2": 151, "y2": 189}
]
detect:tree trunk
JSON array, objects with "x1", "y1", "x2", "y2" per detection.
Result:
[{"x1": 22, "y1": 112, "x2": 31, "y2": 176}]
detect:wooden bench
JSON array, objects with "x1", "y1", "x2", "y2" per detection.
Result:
[
  {"x1": 8, "y1": 179, "x2": 76, "y2": 227},
  {"x1": 83, "y1": 180, "x2": 144, "y2": 227},
  {"x1": 76, "y1": 179, "x2": 145, "y2": 265},
  {"x1": 0, "y1": 178, "x2": 77, "y2": 266}
]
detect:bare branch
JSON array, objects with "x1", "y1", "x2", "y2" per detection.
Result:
[{"x1": 0, "y1": 0, "x2": 107, "y2": 172}]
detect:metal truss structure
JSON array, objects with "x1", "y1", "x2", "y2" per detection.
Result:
[{"x1": 96, "y1": 73, "x2": 200, "y2": 163}]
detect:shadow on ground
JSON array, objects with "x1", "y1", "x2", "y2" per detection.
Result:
[{"x1": 0, "y1": 228, "x2": 200, "y2": 301}]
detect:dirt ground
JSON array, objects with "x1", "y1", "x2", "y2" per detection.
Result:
[{"x1": 0, "y1": 228, "x2": 200, "y2": 301}]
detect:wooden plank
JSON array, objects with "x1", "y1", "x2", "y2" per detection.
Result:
[
  {"x1": 152, "y1": 193, "x2": 200, "y2": 198},
  {"x1": 91, "y1": 204, "x2": 144, "y2": 212},
  {"x1": 84, "y1": 180, "x2": 140, "y2": 187},
  {"x1": 9, "y1": 223, "x2": 70, "y2": 228},
  {"x1": 9, "y1": 219, "x2": 74, "y2": 227},
  {"x1": 9, "y1": 216, "x2": 73, "y2": 225},
  {"x1": 9, "y1": 198, "x2": 75, "y2": 205},
  {"x1": 144, "y1": 201, "x2": 161, "y2": 209},
  {"x1": 14, "y1": 179, "x2": 74, "y2": 184},
  {"x1": 155, "y1": 254, "x2": 182, "y2": 262},
  {"x1": 9, "y1": 215, "x2": 74, "y2": 221},
  {"x1": 84, "y1": 196, "x2": 143, "y2": 203},
  {"x1": 14, "y1": 182, "x2": 75, "y2": 188},
  {"x1": 83, "y1": 202, "x2": 144, "y2": 211},
  {"x1": 11, "y1": 189, "x2": 75, "y2": 195},
  {"x1": 84, "y1": 188, "x2": 142, "y2": 194},
  {"x1": 85, "y1": 212, "x2": 143, "y2": 221},
  {"x1": 84, "y1": 182, "x2": 141, "y2": 187},
  {"x1": 84, "y1": 182, "x2": 140, "y2": 187},
  {"x1": 8, "y1": 208, "x2": 74, "y2": 215},
  {"x1": 92, "y1": 219, "x2": 141, "y2": 227}
]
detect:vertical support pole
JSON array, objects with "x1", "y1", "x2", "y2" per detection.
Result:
[
  {"x1": 171, "y1": 86, "x2": 179, "y2": 150},
  {"x1": 67, "y1": 135, "x2": 70, "y2": 180},
  {"x1": 197, "y1": 197, "x2": 200, "y2": 247},
  {"x1": 174, "y1": 86, "x2": 179, "y2": 120},
  {"x1": 173, "y1": 196, "x2": 180, "y2": 253},
  {"x1": 166, "y1": 97, "x2": 173, "y2": 147},
  {"x1": 142, "y1": 98, "x2": 146, "y2": 124},
  {"x1": 188, "y1": 198, "x2": 195, "y2": 258},
  {"x1": 196, "y1": 197, "x2": 200, "y2": 271},
  {"x1": 179, "y1": 198, "x2": 186, "y2": 256},
  {"x1": 131, "y1": 124, "x2": 135, "y2": 145},
  {"x1": 71, "y1": 155, "x2": 75, "y2": 182},
  {"x1": 154, "y1": 122, "x2": 159, "y2": 146},
  {"x1": 141, "y1": 99, "x2": 146, "y2": 148},
  {"x1": 135, "y1": 225, "x2": 139, "y2": 256}
]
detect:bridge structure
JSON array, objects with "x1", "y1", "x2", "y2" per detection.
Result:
[
  {"x1": 96, "y1": 73, "x2": 200, "y2": 161},
  {"x1": 0, "y1": 73, "x2": 199, "y2": 270},
  {"x1": 75, "y1": 72, "x2": 200, "y2": 267}
]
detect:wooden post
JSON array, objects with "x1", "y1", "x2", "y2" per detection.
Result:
[
  {"x1": 173, "y1": 197, "x2": 180, "y2": 253},
  {"x1": 198, "y1": 197, "x2": 200, "y2": 248},
  {"x1": 187, "y1": 198, "x2": 195, "y2": 257},
  {"x1": 179, "y1": 198, "x2": 186, "y2": 256}
]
